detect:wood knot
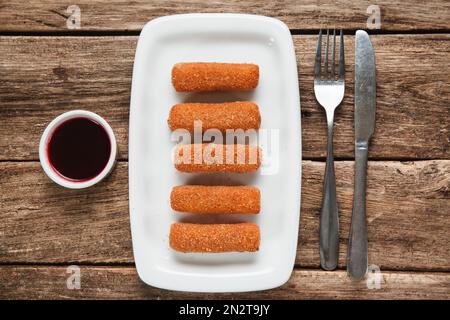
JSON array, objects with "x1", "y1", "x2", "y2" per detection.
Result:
[{"x1": 52, "y1": 67, "x2": 68, "y2": 81}]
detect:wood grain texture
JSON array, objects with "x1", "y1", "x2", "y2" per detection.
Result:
[
  {"x1": 0, "y1": 1, "x2": 449, "y2": 32},
  {"x1": 1, "y1": 161, "x2": 448, "y2": 270},
  {"x1": 300, "y1": 160, "x2": 450, "y2": 271},
  {"x1": 0, "y1": 35, "x2": 449, "y2": 160},
  {"x1": 1, "y1": 0, "x2": 449, "y2": 301},
  {"x1": 0, "y1": 162, "x2": 132, "y2": 264},
  {"x1": 0, "y1": 266, "x2": 448, "y2": 299},
  {"x1": 0, "y1": 36, "x2": 132, "y2": 160},
  {"x1": 298, "y1": 35, "x2": 450, "y2": 159}
]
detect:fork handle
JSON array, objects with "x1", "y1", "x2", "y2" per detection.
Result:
[
  {"x1": 347, "y1": 143, "x2": 369, "y2": 279},
  {"x1": 319, "y1": 116, "x2": 339, "y2": 270}
]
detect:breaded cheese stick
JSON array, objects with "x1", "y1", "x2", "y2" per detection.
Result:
[
  {"x1": 169, "y1": 222, "x2": 260, "y2": 253},
  {"x1": 171, "y1": 185, "x2": 260, "y2": 214},
  {"x1": 172, "y1": 62, "x2": 259, "y2": 92},
  {"x1": 174, "y1": 144, "x2": 261, "y2": 173},
  {"x1": 168, "y1": 101, "x2": 261, "y2": 132}
]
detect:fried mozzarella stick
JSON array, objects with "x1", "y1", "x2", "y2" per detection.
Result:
[
  {"x1": 168, "y1": 101, "x2": 261, "y2": 132},
  {"x1": 174, "y1": 144, "x2": 261, "y2": 173},
  {"x1": 171, "y1": 185, "x2": 260, "y2": 214},
  {"x1": 169, "y1": 223, "x2": 260, "y2": 253},
  {"x1": 172, "y1": 62, "x2": 259, "y2": 92}
]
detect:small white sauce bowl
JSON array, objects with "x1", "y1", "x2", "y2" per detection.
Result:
[{"x1": 39, "y1": 110, "x2": 117, "y2": 189}]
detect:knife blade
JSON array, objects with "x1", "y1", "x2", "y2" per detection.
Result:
[
  {"x1": 355, "y1": 30, "x2": 376, "y2": 143},
  {"x1": 347, "y1": 30, "x2": 376, "y2": 280}
]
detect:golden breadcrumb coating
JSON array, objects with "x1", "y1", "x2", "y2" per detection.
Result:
[
  {"x1": 169, "y1": 222, "x2": 260, "y2": 253},
  {"x1": 172, "y1": 62, "x2": 259, "y2": 92},
  {"x1": 171, "y1": 185, "x2": 260, "y2": 214},
  {"x1": 174, "y1": 144, "x2": 261, "y2": 173},
  {"x1": 167, "y1": 101, "x2": 261, "y2": 132}
]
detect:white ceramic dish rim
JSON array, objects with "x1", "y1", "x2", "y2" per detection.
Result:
[
  {"x1": 39, "y1": 110, "x2": 117, "y2": 189},
  {"x1": 129, "y1": 13, "x2": 301, "y2": 292}
]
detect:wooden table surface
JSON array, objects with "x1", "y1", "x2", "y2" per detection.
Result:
[{"x1": 0, "y1": 1, "x2": 449, "y2": 300}]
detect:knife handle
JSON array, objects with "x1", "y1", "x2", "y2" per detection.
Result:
[
  {"x1": 347, "y1": 143, "x2": 369, "y2": 279},
  {"x1": 319, "y1": 117, "x2": 339, "y2": 270}
]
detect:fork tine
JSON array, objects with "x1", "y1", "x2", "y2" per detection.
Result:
[
  {"x1": 331, "y1": 29, "x2": 336, "y2": 79},
  {"x1": 314, "y1": 29, "x2": 322, "y2": 80},
  {"x1": 339, "y1": 30, "x2": 345, "y2": 79},
  {"x1": 324, "y1": 29, "x2": 329, "y2": 79}
]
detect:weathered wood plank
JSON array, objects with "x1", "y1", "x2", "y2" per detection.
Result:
[
  {"x1": 0, "y1": 36, "x2": 133, "y2": 160},
  {"x1": 300, "y1": 160, "x2": 450, "y2": 271},
  {"x1": 1, "y1": 160, "x2": 448, "y2": 270},
  {"x1": 0, "y1": 35, "x2": 449, "y2": 160},
  {"x1": 0, "y1": 1, "x2": 449, "y2": 32},
  {"x1": 298, "y1": 35, "x2": 450, "y2": 159},
  {"x1": 0, "y1": 162, "x2": 132, "y2": 264},
  {"x1": 0, "y1": 266, "x2": 448, "y2": 299}
]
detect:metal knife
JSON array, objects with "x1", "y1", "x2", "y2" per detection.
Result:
[{"x1": 347, "y1": 30, "x2": 376, "y2": 280}]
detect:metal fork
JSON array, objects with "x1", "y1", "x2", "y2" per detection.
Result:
[{"x1": 314, "y1": 29, "x2": 345, "y2": 270}]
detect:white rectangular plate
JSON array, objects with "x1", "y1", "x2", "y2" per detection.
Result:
[{"x1": 129, "y1": 13, "x2": 301, "y2": 292}]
